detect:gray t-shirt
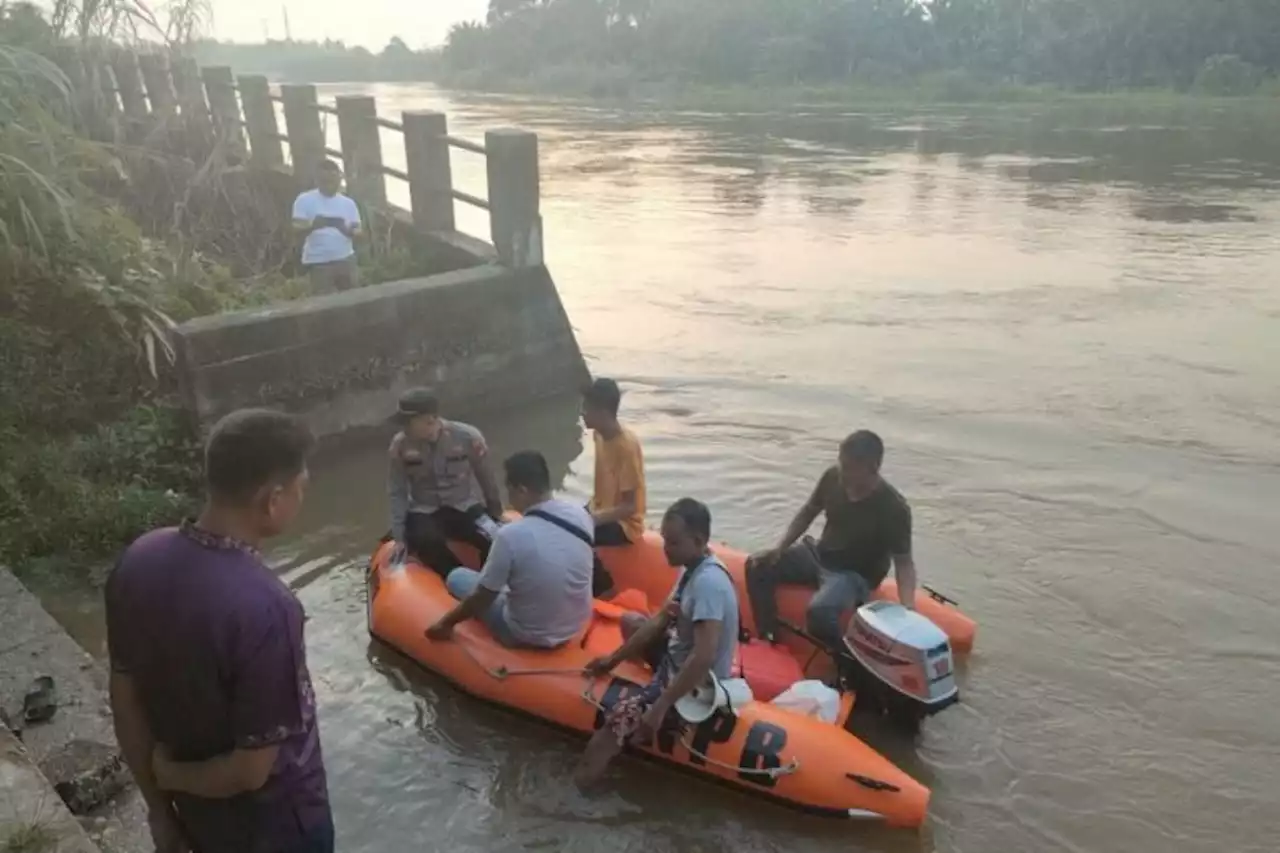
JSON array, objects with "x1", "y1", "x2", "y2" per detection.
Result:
[
  {"x1": 477, "y1": 499, "x2": 594, "y2": 648},
  {"x1": 666, "y1": 555, "x2": 740, "y2": 679}
]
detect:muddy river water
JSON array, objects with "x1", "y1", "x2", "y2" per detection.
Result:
[{"x1": 36, "y1": 87, "x2": 1280, "y2": 852}]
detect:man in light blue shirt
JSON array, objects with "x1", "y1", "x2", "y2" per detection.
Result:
[
  {"x1": 427, "y1": 450, "x2": 595, "y2": 649},
  {"x1": 291, "y1": 159, "x2": 362, "y2": 294}
]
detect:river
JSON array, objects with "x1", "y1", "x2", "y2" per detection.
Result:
[{"x1": 34, "y1": 85, "x2": 1280, "y2": 852}]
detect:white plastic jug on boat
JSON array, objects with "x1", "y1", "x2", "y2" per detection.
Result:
[{"x1": 770, "y1": 680, "x2": 842, "y2": 723}]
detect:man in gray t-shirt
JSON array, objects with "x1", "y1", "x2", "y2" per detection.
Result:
[
  {"x1": 428, "y1": 451, "x2": 594, "y2": 649},
  {"x1": 576, "y1": 498, "x2": 740, "y2": 788}
]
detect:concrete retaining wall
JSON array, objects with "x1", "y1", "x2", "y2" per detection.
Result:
[
  {"x1": 173, "y1": 263, "x2": 590, "y2": 437},
  {"x1": 0, "y1": 567, "x2": 146, "y2": 853}
]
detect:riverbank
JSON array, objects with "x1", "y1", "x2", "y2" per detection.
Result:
[
  {"x1": 434, "y1": 67, "x2": 1280, "y2": 113},
  {"x1": 0, "y1": 566, "x2": 148, "y2": 853}
]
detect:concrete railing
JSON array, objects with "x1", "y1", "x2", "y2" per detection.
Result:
[
  {"x1": 66, "y1": 48, "x2": 542, "y2": 269},
  {"x1": 58, "y1": 47, "x2": 586, "y2": 437}
]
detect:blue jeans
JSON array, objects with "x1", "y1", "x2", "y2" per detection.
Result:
[{"x1": 444, "y1": 568, "x2": 523, "y2": 647}]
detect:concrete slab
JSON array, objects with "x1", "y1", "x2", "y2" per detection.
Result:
[
  {"x1": 1, "y1": 726, "x2": 99, "y2": 853},
  {"x1": 0, "y1": 568, "x2": 149, "y2": 853}
]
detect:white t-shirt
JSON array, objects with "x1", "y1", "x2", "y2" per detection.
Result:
[
  {"x1": 477, "y1": 499, "x2": 594, "y2": 647},
  {"x1": 291, "y1": 189, "x2": 360, "y2": 265}
]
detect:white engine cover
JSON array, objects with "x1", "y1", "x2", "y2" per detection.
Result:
[{"x1": 844, "y1": 600, "x2": 958, "y2": 710}]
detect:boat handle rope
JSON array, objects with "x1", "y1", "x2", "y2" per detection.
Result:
[
  {"x1": 579, "y1": 680, "x2": 800, "y2": 780},
  {"x1": 447, "y1": 634, "x2": 800, "y2": 780},
  {"x1": 452, "y1": 635, "x2": 586, "y2": 681}
]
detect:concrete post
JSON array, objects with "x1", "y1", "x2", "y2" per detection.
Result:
[
  {"x1": 136, "y1": 52, "x2": 176, "y2": 116},
  {"x1": 485, "y1": 129, "x2": 543, "y2": 268},
  {"x1": 110, "y1": 49, "x2": 147, "y2": 121},
  {"x1": 201, "y1": 66, "x2": 246, "y2": 159},
  {"x1": 238, "y1": 75, "x2": 284, "y2": 168},
  {"x1": 96, "y1": 60, "x2": 120, "y2": 117},
  {"x1": 171, "y1": 56, "x2": 212, "y2": 152},
  {"x1": 403, "y1": 110, "x2": 454, "y2": 232},
  {"x1": 335, "y1": 95, "x2": 386, "y2": 206},
  {"x1": 280, "y1": 83, "x2": 324, "y2": 188}
]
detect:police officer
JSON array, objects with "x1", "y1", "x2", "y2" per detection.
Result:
[{"x1": 388, "y1": 388, "x2": 505, "y2": 576}]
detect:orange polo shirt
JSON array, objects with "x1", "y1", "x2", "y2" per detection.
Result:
[{"x1": 591, "y1": 426, "x2": 647, "y2": 542}]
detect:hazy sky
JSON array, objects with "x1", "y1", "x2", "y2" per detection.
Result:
[{"x1": 210, "y1": 0, "x2": 489, "y2": 49}]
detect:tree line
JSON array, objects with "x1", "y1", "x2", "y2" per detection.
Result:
[{"x1": 436, "y1": 0, "x2": 1280, "y2": 95}]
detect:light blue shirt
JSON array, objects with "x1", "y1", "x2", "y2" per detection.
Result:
[
  {"x1": 667, "y1": 554, "x2": 739, "y2": 679},
  {"x1": 477, "y1": 499, "x2": 594, "y2": 647},
  {"x1": 292, "y1": 189, "x2": 360, "y2": 265}
]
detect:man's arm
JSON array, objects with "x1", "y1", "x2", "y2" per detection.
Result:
[
  {"x1": 467, "y1": 432, "x2": 503, "y2": 519},
  {"x1": 432, "y1": 533, "x2": 510, "y2": 635},
  {"x1": 595, "y1": 610, "x2": 671, "y2": 671},
  {"x1": 109, "y1": 672, "x2": 169, "y2": 812},
  {"x1": 591, "y1": 489, "x2": 636, "y2": 526},
  {"x1": 291, "y1": 194, "x2": 315, "y2": 233},
  {"x1": 890, "y1": 500, "x2": 916, "y2": 610},
  {"x1": 153, "y1": 745, "x2": 280, "y2": 799},
  {"x1": 591, "y1": 438, "x2": 642, "y2": 525},
  {"x1": 433, "y1": 585, "x2": 499, "y2": 634},
  {"x1": 388, "y1": 440, "x2": 409, "y2": 542},
  {"x1": 766, "y1": 472, "x2": 826, "y2": 556},
  {"x1": 155, "y1": 600, "x2": 308, "y2": 799},
  {"x1": 344, "y1": 200, "x2": 363, "y2": 239},
  {"x1": 652, "y1": 619, "x2": 722, "y2": 715}
]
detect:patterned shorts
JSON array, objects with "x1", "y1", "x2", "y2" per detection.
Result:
[{"x1": 603, "y1": 662, "x2": 686, "y2": 746}]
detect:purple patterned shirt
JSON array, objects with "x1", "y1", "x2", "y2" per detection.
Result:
[{"x1": 106, "y1": 521, "x2": 331, "y2": 853}]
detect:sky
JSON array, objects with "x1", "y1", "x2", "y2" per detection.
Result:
[{"x1": 208, "y1": 0, "x2": 489, "y2": 49}]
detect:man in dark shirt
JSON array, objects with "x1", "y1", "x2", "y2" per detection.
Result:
[
  {"x1": 106, "y1": 409, "x2": 332, "y2": 853},
  {"x1": 745, "y1": 430, "x2": 918, "y2": 653}
]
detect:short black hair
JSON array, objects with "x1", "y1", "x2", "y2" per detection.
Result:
[
  {"x1": 318, "y1": 158, "x2": 341, "y2": 173},
  {"x1": 504, "y1": 450, "x2": 551, "y2": 493},
  {"x1": 583, "y1": 377, "x2": 622, "y2": 416},
  {"x1": 663, "y1": 497, "x2": 711, "y2": 540},
  {"x1": 839, "y1": 430, "x2": 885, "y2": 469},
  {"x1": 205, "y1": 409, "x2": 315, "y2": 503}
]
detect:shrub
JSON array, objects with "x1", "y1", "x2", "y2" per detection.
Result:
[{"x1": 1193, "y1": 54, "x2": 1262, "y2": 96}]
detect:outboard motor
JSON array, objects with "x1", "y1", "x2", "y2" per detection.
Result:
[{"x1": 842, "y1": 601, "x2": 959, "y2": 733}]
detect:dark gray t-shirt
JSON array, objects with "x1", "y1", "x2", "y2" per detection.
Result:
[{"x1": 666, "y1": 555, "x2": 740, "y2": 679}]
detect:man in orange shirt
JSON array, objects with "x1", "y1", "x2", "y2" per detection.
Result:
[{"x1": 582, "y1": 378, "x2": 647, "y2": 598}]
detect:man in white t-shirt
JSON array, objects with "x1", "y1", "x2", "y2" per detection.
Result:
[{"x1": 291, "y1": 159, "x2": 362, "y2": 294}]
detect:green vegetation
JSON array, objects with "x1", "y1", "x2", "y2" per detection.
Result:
[
  {"x1": 435, "y1": 0, "x2": 1280, "y2": 99},
  {"x1": 191, "y1": 36, "x2": 440, "y2": 82},
  {"x1": 0, "y1": 2, "x2": 430, "y2": 571},
  {"x1": 191, "y1": 1, "x2": 1280, "y2": 103}
]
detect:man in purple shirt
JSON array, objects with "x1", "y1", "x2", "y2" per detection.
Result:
[{"x1": 106, "y1": 409, "x2": 332, "y2": 853}]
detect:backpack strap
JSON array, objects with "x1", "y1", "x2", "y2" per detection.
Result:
[{"x1": 525, "y1": 508, "x2": 595, "y2": 548}]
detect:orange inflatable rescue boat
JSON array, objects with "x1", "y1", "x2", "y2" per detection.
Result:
[{"x1": 365, "y1": 529, "x2": 976, "y2": 828}]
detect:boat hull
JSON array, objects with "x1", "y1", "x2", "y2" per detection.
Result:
[{"x1": 366, "y1": 541, "x2": 932, "y2": 827}]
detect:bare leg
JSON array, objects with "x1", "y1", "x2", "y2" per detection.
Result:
[{"x1": 575, "y1": 727, "x2": 624, "y2": 788}]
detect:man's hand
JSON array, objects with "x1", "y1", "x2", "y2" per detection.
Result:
[
  {"x1": 583, "y1": 656, "x2": 615, "y2": 677},
  {"x1": 426, "y1": 620, "x2": 454, "y2": 641},
  {"x1": 147, "y1": 806, "x2": 188, "y2": 853}
]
